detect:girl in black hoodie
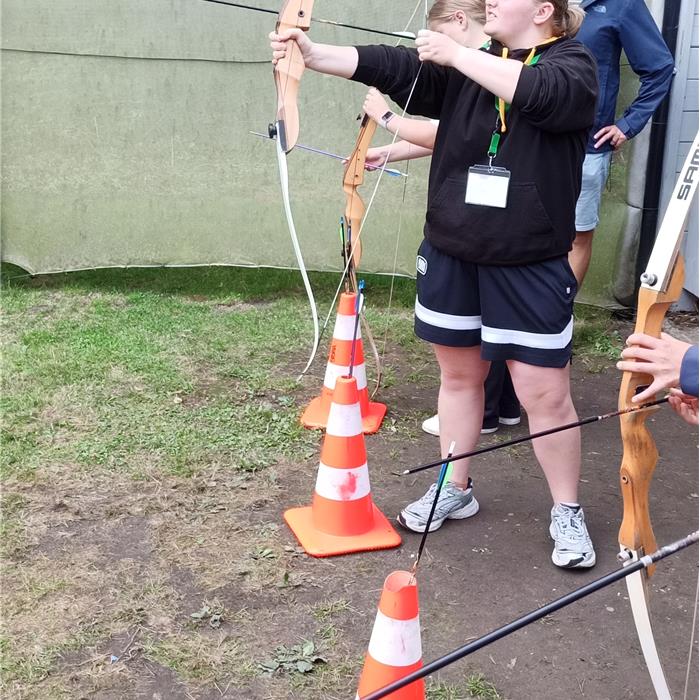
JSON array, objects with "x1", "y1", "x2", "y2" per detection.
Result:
[{"x1": 271, "y1": 0, "x2": 598, "y2": 568}]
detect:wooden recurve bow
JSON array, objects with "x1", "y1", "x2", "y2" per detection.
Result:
[{"x1": 617, "y1": 132, "x2": 699, "y2": 699}]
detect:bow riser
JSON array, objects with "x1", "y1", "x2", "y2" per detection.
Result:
[
  {"x1": 274, "y1": 0, "x2": 315, "y2": 153},
  {"x1": 342, "y1": 115, "x2": 378, "y2": 269}
]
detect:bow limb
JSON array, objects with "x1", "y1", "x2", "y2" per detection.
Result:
[
  {"x1": 275, "y1": 137, "x2": 320, "y2": 378},
  {"x1": 617, "y1": 132, "x2": 699, "y2": 699}
]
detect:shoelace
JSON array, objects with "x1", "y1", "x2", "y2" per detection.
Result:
[
  {"x1": 555, "y1": 511, "x2": 585, "y2": 541},
  {"x1": 417, "y1": 483, "x2": 439, "y2": 506}
]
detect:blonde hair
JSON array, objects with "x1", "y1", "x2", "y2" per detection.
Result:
[
  {"x1": 428, "y1": 0, "x2": 487, "y2": 27},
  {"x1": 539, "y1": 0, "x2": 585, "y2": 37}
]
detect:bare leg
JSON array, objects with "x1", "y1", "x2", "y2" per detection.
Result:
[
  {"x1": 507, "y1": 360, "x2": 581, "y2": 504},
  {"x1": 568, "y1": 229, "x2": 594, "y2": 287},
  {"x1": 433, "y1": 344, "x2": 490, "y2": 488}
]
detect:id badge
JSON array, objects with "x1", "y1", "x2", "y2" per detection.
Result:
[{"x1": 465, "y1": 165, "x2": 510, "y2": 208}]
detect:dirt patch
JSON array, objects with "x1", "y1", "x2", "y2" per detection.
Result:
[{"x1": 2, "y1": 316, "x2": 698, "y2": 700}]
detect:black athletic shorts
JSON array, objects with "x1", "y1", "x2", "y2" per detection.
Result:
[{"x1": 414, "y1": 239, "x2": 577, "y2": 368}]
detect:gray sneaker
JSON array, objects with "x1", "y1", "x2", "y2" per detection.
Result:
[
  {"x1": 398, "y1": 481, "x2": 479, "y2": 533},
  {"x1": 549, "y1": 504, "x2": 596, "y2": 568}
]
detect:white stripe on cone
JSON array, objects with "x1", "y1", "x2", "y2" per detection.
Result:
[
  {"x1": 333, "y1": 313, "x2": 363, "y2": 342},
  {"x1": 367, "y1": 609, "x2": 422, "y2": 667},
  {"x1": 323, "y1": 362, "x2": 368, "y2": 391},
  {"x1": 314, "y1": 462, "x2": 371, "y2": 501},
  {"x1": 327, "y1": 401, "x2": 364, "y2": 438}
]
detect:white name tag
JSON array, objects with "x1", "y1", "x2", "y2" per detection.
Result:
[{"x1": 465, "y1": 165, "x2": 511, "y2": 208}]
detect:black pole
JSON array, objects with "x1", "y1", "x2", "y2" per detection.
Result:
[
  {"x1": 401, "y1": 397, "x2": 668, "y2": 476},
  {"x1": 360, "y1": 531, "x2": 699, "y2": 700},
  {"x1": 633, "y1": 0, "x2": 682, "y2": 299}
]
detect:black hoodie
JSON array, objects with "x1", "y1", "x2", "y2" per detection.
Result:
[{"x1": 352, "y1": 37, "x2": 598, "y2": 265}]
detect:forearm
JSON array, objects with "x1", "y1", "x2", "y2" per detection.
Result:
[
  {"x1": 451, "y1": 47, "x2": 522, "y2": 104},
  {"x1": 383, "y1": 140, "x2": 433, "y2": 162},
  {"x1": 306, "y1": 43, "x2": 359, "y2": 79},
  {"x1": 384, "y1": 117, "x2": 437, "y2": 150}
]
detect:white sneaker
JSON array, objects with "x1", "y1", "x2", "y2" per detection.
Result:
[
  {"x1": 549, "y1": 504, "x2": 596, "y2": 568},
  {"x1": 398, "y1": 481, "x2": 479, "y2": 533},
  {"x1": 421, "y1": 414, "x2": 505, "y2": 436},
  {"x1": 421, "y1": 414, "x2": 440, "y2": 436}
]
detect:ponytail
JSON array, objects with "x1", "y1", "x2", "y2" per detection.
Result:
[
  {"x1": 559, "y1": 5, "x2": 585, "y2": 37},
  {"x1": 428, "y1": 0, "x2": 487, "y2": 27},
  {"x1": 542, "y1": 1, "x2": 585, "y2": 38}
]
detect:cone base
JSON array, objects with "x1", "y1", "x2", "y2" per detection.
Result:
[
  {"x1": 357, "y1": 657, "x2": 424, "y2": 699},
  {"x1": 301, "y1": 397, "x2": 387, "y2": 434},
  {"x1": 284, "y1": 502, "x2": 401, "y2": 557},
  {"x1": 299, "y1": 396, "x2": 329, "y2": 429}
]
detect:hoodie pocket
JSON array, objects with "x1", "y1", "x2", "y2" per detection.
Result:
[{"x1": 426, "y1": 178, "x2": 556, "y2": 261}]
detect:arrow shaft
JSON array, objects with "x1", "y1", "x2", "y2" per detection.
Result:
[
  {"x1": 403, "y1": 398, "x2": 669, "y2": 476},
  {"x1": 250, "y1": 131, "x2": 407, "y2": 177},
  {"x1": 201, "y1": 0, "x2": 416, "y2": 39}
]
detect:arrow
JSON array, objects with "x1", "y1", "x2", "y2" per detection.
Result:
[
  {"x1": 250, "y1": 131, "x2": 407, "y2": 177},
  {"x1": 400, "y1": 397, "x2": 669, "y2": 476}
]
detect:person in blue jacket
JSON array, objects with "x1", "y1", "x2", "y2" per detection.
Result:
[
  {"x1": 568, "y1": 0, "x2": 675, "y2": 285},
  {"x1": 618, "y1": 333, "x2": 698, "y2": 425}
]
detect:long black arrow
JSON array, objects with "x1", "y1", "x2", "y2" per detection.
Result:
[
  {"x1": 400, "y1": 397, "x2": 669, "y2": 476},
  {"x1": 200, "y1": 0, "x2": 417, "y2": 40},
  {"x1": 360, "y1": 530, "x2": 699, "y2": 700}
]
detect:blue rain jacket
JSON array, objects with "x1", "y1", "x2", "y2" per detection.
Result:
[
  {"x1": 681, "y1": 345, "x2": 699, "y2": 397},
  {"x1": 578, "y1": 0, "x2": 674, "y2": 153}
]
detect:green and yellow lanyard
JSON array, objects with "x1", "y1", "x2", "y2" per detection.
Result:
[{"x1": 487, "y1": 37, "x2": 560, "y2": 168}]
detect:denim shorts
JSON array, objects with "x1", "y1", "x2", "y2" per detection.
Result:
[
  {"x1": 575, "y1": 151, "x2": 612, "y2": 231},
  {"x1": 414, "y1": 239, "x2": 577, "y2": 368}
]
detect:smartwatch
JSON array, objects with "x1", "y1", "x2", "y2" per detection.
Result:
[{"x1": 381, "y1": 110, "x2": 395, "y2": 127}]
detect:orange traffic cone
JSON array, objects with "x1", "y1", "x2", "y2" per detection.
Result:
[
  {"x1": 301, "y1": 292, "x2": 386, "y2": 434},
  {"x1": 356, "y1": 570, "x2": 424, "y2": 700},
  {"x1": 284, "y1": 375, "x2": 400, "y2": 557}
]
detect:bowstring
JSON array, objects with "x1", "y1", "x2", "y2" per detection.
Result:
[
  {"x1": 682, "y1": 576, "x2": 699, "y2": 700},
  {"x1": 376, "y1": 0, "x2": 430, "y2": 395}
]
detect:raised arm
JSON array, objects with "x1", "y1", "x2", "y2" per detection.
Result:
[
  {"x1": 270, "y1": 28, "x2": 359, "y2": 78},
  {"x1": 415, "y1": 30, "x2": 522, "y2": 103},
  {"x1": 363, "y1": 88, "x2": 438, "y2": 150}
]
